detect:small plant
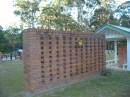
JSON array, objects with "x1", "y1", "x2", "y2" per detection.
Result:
[{"x1": 100, "y1": 69, "x2": 112, "y2": 76}]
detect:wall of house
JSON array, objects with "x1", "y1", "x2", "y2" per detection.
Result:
[{"x1": 23, "y1": 29, "x2": 106, "y2": 92}]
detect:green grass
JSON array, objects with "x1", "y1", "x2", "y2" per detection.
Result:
[
  {"x1": 0, "y1": 60, "x2": 24, "y2": 97},
  {"x1": 0, "y1": 60, "x2": 130, "y2": 97},
  {"x1": 43, "y1": 71, "x2": 130, "y2": 97}
]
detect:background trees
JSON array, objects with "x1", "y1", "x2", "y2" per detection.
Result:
[
  {"x1": 90, "y1": 7, "x2": 110, "y2": 31},
  {"x1": 0, "y1": 26, "x2": 7, "y2": 53},
  {"x1": 14, "y1": 0, "x2": 123, "y2": 31},
  {"x1": 0, "y1": 26, "x2": 22, "y2": 53},
  {"x1": 14, "y1": 0, "x2": 41, "y2": 28},
  {"x1": 39, "y1": 5, "x2": 86, "y2": 32},
  {"x1": 14, "y1": 0, "x2": 85, "y2": 31},
  {"x1": 1, "y1": 0, "x2": 130, "y2": 53},
  {"x1": 115, "y1": 1, "x2": 130, "y2": 27}
]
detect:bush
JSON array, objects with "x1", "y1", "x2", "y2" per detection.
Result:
[{"x1": 100, "y1": 69, "x2": 112, "y2": 76}]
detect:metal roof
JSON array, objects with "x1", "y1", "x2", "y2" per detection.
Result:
[{"x1": 96, "y1": 24, "x2": 130, "y2": 36}]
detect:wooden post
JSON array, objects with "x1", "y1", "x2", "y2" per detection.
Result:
[
  {"x1": 114, "y1": 40, "x2": 118, "y2": 64},
  {"x1": 127, "y1": 37, "x2": 130, "y2": 71}
]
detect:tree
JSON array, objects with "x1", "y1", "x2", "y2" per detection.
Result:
[
  {"x1": 109, "y1": 14, "x2": 120, "y2": 25},
  {"x1": 39, "y1": 0, "x2": 102, "y2": 31},
  {"x1": 0, "y1": 26, "x2": 22, "y2": 53},
  {"x1": 14, "y1": 0, "x2": 40, "y2": 27},
  {"x1": 14, "y1": 0, "x2": 85, "y2": 31},
  {"x1": 115, "y1": 1, "x2": 130, "y2": 27},
  {"x1": 14, "y1": 0, "x2": 118, "y2": 32},
  {"x1": 116, "y1": 1, "x2": 130, "y2": 16},
  {"x1": 77, "y1": 0, "x2": 101, "y2": 26},
  {"x1": 90, "y1": 7, "x2": 110, "y2": 31},
  {"x1": 120, "y1": 14, "x2": 130, "y2": 27},
  {"x1": 89, "y1": 0, "x2": 116, "y2": 31},
  {"x1": 39, "y1": 6, "x2": 86, "y2": 32},
  {"x1": 4, "y1": 26, "x2": 22, "y2": 52},
  {"x1": 0, "y1": 25, "x2": 3, "y2": 31},
  {"x1": 0, "y1": 26, "x2": 7, "y2": 53}
]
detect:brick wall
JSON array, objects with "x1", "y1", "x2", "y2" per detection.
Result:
[{"x1": 23, "y1": 29, "x2": 106, "y2": 92}]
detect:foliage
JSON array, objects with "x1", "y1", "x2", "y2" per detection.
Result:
[
  {"x1": 100, "y1": 68, "x2": 112, "y2": 76},
  {"x1": 109, "y1": 14, "x2": 120, "y2": 25},
  {"x1": 13, "y1": 0, "x2": 118, "y2": 31},
  {"x1": 0, "y1": 26, "x2": 22, "y2": 53},
  {"x1": 14, "y1": 0, "x2": 86, "y2": 32},
  {"x1": 13, "y1": 0, "x2": 130, "y2": 32},
  {"x1": 115, "y1": 1, "x2": 130, "y2": 27},
  {"x1": 120, "y1": 14, "x2": 130, "y2": 27},
  {"x1": 39, "y1": 6, "x2": 86, "y2": 32},
  {"x1": 90, "y1": 7, "x2": 110, "y2": 30},
  {"x1": 101, "y1": 0, "x2": 116, "y2": 10},
  {"x1": 118, "y1": 39, "x2": 127, "y2": 47},
  {"x1": 5, "y1": 27, "x2": 22, "y2": 51},
  {"x1": 2, "y1": 0, "x2": 130, "y2": 54},
  {"x1": 14, "y1": 0, "x2": 40, "y2": 27},
  {"x1": 0, "y1": 28, "x2": 8, "y2": 53},
  {"x1": 64, "y1": 0, "x2": 102, "y2": 27},
  {"x1": 43, "y1": 0, "x2": 102, "y2": 27},
  {"x1": 116, "y1": 1, "x2": 130, "y2": 16}
]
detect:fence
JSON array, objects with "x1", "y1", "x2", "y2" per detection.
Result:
[
  {"x1": 0, "y1": 53, "x2": 20, "y2": 61},
  {"x1": 23, "y1": 29, "x2": 106, "y2": 92}
]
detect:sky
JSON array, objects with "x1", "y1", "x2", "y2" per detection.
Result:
[
  {"x1": 0, "y1": 0, "x2": 20, "y2": 28},
  {"x1": 0, "y1": 0, "x2": 128, "y2": 28}
]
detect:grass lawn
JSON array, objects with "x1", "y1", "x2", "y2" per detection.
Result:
[
  {"x1": 0, "y1": 60, "x2": 130, "y2": 97},
  {"x1": 0, "y1": 60, "x2": 24, "y2": 97}
]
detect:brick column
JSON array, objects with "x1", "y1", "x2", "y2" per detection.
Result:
[{"x1": 23, "y1": 29, "x2": 42, "y2": 92}]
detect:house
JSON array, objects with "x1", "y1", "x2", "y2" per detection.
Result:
[{"x1": 97, "y1": 24, "x2": 130, "y2": 71}]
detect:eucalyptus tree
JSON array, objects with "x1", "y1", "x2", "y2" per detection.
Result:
[
  {"x1": 14, "y1": 0, "x2": 117, "y2": 31},
  {"x1": 76, "y1": 0, "x2": 101, "y2": 27},
  {"x1": 52, "y1": 0, "x2": 102, "y2": 27},
  {"x1": 39, "y1": 6, "x2": 86, "y2": 32},
  {"x1": 90, "y1": 7, "x2": 110, "y2": 30},
  {"x1": 120, "y1": 14, "x2": 130, "y2": 27},
  {"x1": 116, "y1": 1, "x2": 130, "y2": 16},
  {"x1": 115, "y1": 1, "x2": 130, "y2": 27},
  {"x1": 14, "y1": 0, "x2": 85, "y2": 31},
  {"x1": 0, "y1": 26, "x2": 6, "y2": 53},
  {"x1": 0, "y1": 25, "x2": 22, "y2": 54},
  {"x1": 14, "y1": 0, "x2": 41, "y2": 28},
  {"x1": 3, "y1": 26, "x2": 22, "y2": 53},
  {"x1": 89, "y1": 0, "x2": 116, "y2": 31}
]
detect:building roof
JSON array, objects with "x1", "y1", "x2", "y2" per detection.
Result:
[{"x1": 96, "y1": 24, "x2": 130, "y2": 36}]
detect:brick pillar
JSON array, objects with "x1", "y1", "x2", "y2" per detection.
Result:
[{"x1": 23, "y1": 29, "x2": 42, "y2": 92}]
